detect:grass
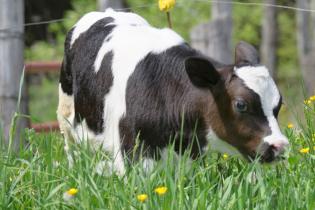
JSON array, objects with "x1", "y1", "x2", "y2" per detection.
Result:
[
  {"x1": 0, "y1": 98, "x2": 314, "y2": 209},
  {"x1": 28, "y1": 76, "x2": 59, "y2": 123}
]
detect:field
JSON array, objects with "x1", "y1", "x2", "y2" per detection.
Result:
[{"x1": 0, "y1": 98, "x2": 314, "y2": 209}]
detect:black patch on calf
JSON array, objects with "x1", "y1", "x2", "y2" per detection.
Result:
[
  {"x1": 273, "y1": 95, "x2": 282, "y2": 118},
  {"x1": 70, "y1": 17, "x2": 115, "y2": 133},
  {"x1": 120, "y1": 44, "x2": 208, "y2": 159},
  {"x1": 60, "y1": 27, "x2": 75, "y2": 95},
  {"x1": 74, "y1": 52, "x2": 114, "y2": 133}
]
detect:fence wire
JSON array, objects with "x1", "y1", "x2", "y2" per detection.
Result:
[{"x1": 0, "y1": 0, "x2": 314, "y2": 32}]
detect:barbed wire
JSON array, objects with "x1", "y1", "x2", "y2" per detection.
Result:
[
  {"x1": 195, "y1": 0, "x2": 315, "y2": 12},
  {"x1": 0, "y1": 0, "x2": 314, "y2": 32},
  {"x1": 115, "y1": 3, "x2": 157, "y2": 11},
  {"x1": 24, "y1": 18, "x2": 66, "y2": 26}
]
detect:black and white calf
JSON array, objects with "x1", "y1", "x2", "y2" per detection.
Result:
[{"x1": 57, "y1": 9, "x2": 289, "y2": 175}]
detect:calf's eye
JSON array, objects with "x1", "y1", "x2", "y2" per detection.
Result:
[{"x1": 234, "y1": 100, "x2": 248, "y2": 113}]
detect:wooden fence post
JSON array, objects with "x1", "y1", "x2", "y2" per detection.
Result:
[
  {"x1": 261, "y1": 0, "x2": 278, "y2": 80},
  {"x1": 98, "y1": 0, "x2": 126, "y2": 11},
  {"x1": 296, "y1": 0, "x2": 315, "y2": 95},
  {"x1": 190, "y1": 0, "x2": 233, "y2": 64},
  {"x1": 0, "y1": 0, "x2": 28, "y2": 151}
]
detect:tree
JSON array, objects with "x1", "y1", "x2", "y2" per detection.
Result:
[
  {"x1": 296, "y1": 0, "x2": 315, "y2": 95},
  {"x1": 261, "y1": 0, "x2": 278, "y2": 79},
  {"x1": 190, "y1": 0, "x2": 233, "y2": 64},
  {"x1": 0, "y1": 0, "x2": 28, "y2": 151},
  {"x1": 98, "y1": 0, "x2": 127, "y2": 11}
]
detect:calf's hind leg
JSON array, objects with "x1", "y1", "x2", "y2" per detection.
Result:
[{"x1": 57, "y1": 84, "x2": 75, "y2": 167}]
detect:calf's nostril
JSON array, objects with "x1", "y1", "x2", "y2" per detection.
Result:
[
  {"x1": 261, "y1": 145, "x2": 276, "y2": 163},
  {"x1": 270, "y1": 141, "x2": 289, "y2": 152},
  {"x1": 270, "y1": 144, "x2": 282, "y2": 152}
]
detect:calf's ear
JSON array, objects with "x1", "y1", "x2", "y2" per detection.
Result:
[
  {"x1": 185, "y1": 56, "x2": 220, "y2": 88},
  {"x1": 235, "y1": 41, "x2": 259, "y2": 66}
]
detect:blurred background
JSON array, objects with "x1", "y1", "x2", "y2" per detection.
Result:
[{"x1": 1, "y1": 0, "x2": 315, "y2": 149}]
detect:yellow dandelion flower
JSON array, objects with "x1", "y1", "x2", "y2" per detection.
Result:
[
  {"x1": 304, "y1": 99, "x2": 311, "y2": 105},
  {"x1": 63, "y1": 188, "x2": 78, "y2": 201},
  {"x1": 309, "y1": 95, "x2": 315, "y2": 101},
  {"x1": 159, "y1": 0, "x2": 176, "y2": 12},
  {"x1": 67, "y1": 188, "x2": 78, "y2": 196},
  {"x1": 223, "y1": 153, "x2": 229, "y2": 160},
  {"x1": 299, "y1": 147, "x2": 310, "y2": 154},
  {"x1": 137, "y1": 194, "x2": 148, "y2": 202},
  {"x1": 154, "y1": 186, "x2": 168, "y2": 195},
  {"x1": 287, "y1": 123, "x2": 294, "y2": 129}
]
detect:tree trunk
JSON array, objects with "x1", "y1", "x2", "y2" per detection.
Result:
[
  {"x1": 296, "y1": 0, "x2": 315, "y2": 94},
  {"x1": 296, "y1": 0, "x2": 310, "y2": 56},
  {"x1": 312, "y1": 0, "x2": 315, "y2": 51},
  {"x1": 98, "y1": 0, "x2": 126, "y2": 11},
  {"x1": 190, "y1": 0, "x2": 232, "y2": 64},
  {"x1": 0, "y1": 0, "x2": 28, "y2": 151},
  {"x1": 261, "y1": 0, "x2": 278, "y2": 79}
]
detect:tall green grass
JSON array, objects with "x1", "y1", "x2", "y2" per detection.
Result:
[{"x1": 0, "y1": 98, "x2": 314, "y2": 209}]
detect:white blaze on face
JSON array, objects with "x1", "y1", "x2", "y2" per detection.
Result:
[{"x1": 235, "y1": 66, "x2": 289, "y2": 154}]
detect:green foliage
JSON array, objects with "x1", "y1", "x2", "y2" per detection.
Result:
[
  {"x1": 127, "y1": 0, "x2": 210, "y2": 40},
  {"x1": 233, "y1": 4, "x2": 262, "y2": 46},
  {"x1": 25, "y1": 0, "x2": 97, "y2": 61},
  {"x1": 28, "y1": 77, "x2": 59, "y2": 122},
  {"x1": 0, "y1": 100, "x2": 314, "y2": 209},
  {"x1": 277, "y1": 10, "x2": 298, "y2": 76}
]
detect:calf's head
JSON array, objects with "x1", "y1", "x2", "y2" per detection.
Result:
[{"x1": 185, "y1": 41, "x2": 289, "y2": 162}]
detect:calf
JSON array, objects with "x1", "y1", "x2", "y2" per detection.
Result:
[{"x1": 57, "y1": 9, "x2": 289, "y2": 175}]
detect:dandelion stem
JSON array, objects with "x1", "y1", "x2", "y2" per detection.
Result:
[{"x1": 166, "y1": 12, "x2": 172, "y2": 28}]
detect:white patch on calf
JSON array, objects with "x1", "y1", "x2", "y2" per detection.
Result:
[
  {"x1": 70, "y1": 9, "x2": 149, "y2": 47},
  {"x1": 71, "y1": 12, "x2": 108, "y2": 47},
  {"x1": 57, "y1": 84, "x2": 74, "y2": 121},
  {"x1": 57, "y1": 85, "x2": 125, "y2": 174},
  {"x1": 104, "y1": 8, "x2": 149, "y2": 26},
  {"x1": 70, "y1": 119, "x2": 126, "y2": 175},
  {"x1": 94, "y1": 24, "x2": 184, "y2": 72},
  {"x1": 142, "y1": 158, "x2": 155, "y2": 174},
  {"x1": 234, "y1": 66, "x2": 289, "y2": 151},
  {"x1": 161, "y1": 148, "x2": 193, "y2": 171}
]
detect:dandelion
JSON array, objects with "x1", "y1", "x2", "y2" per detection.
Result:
[
  {"x1": 299, "y1": 147, "x2": 310, "y2": 154},
  {"x1": 223, "y1": 153, "x2": 229, "y2": 160},
  {"x1": 137, "y1": 194, "x2": 148, "y2": 202},
  {"x1": 287, "y1": 123, "x2": 294, "y2": 129},
  {"x1": 158, "y1": 0, "x2": 176, "y2": 28},
  {"x1": 304, "y1": 99, "x2": 311, "y2": 105},
  {"x1": 154, "y1": 186, "x2": 168, "y2": 195},
  {"x1": 159, "y1": 0, "x2": 176, "y2": 12},
  {"x1": 309, "y1": 95, "x2": 315, "y2": 101},
  {"x1": 63, "y1": 188, "x2": 78, "y2": 201}
]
